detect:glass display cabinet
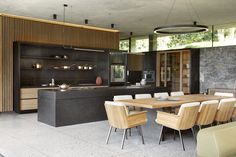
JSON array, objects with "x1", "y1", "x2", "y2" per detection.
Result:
[{"x1": 157, "y1": 49, "x2": 199, "y2": 94}]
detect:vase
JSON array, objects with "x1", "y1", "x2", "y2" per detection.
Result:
[{"x1": 96, "y1": 76, "x2": 102, "y2": 86}]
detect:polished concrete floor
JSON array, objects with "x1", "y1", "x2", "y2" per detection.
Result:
[{"x1": 0, "y1": 112, "x2": 197, "y2": 157}]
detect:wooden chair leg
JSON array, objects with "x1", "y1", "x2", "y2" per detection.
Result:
[
  {"x1": 129, "y1": 128, "x2": 131, "y2": 136},
  {"x1": 158, "y1": 125, "x2": 164, "y2": 144},
  {"x1": 105, "y1": 126, "x2": 113, "y2": 144},
  {"x1": 121, "y1": 129, "x2": 127, "y2": 149},
  {"x1": 179, "y1": 130, "x2": 185, "y2": 151}
]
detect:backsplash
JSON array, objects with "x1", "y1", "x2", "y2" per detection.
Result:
[{"x1": 200, "y1": 46, "x2": 236, "y2": 93}]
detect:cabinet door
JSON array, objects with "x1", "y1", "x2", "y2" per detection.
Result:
[
  {"x1": 127, "y1": 54, "x2": 143, "y2": 71},
  {"x1": 166, "y1": 53, "x2": 181, "y2": 92},
  {"x1": 110, "y1": 53, "x2": 126, "y2": 65},
  {"x1": 160, "y1": 53, "x2": 166, "y2": 87}
]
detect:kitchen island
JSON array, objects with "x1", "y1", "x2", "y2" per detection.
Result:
[{"x1": 38, "y1": 86, "x2": 167, "y2": 127}]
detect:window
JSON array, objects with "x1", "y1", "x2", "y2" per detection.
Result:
[
  {"x1": 131, "y1": 36, "x2": 149, "y2": 53},
  {"x1": 213, "y1": 27, "x2": 236, "y2": 47},
  {"x1": 119, "y1": 40, "x2": 129, "y2": 51},
  {"x1": 156, "y1": 30, "x2": 214, "y2": 50}
]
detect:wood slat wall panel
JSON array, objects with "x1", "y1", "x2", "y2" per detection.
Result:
[
  {"x1": 0, "y1": 16, "x2": 2, "y2": 112},
  {"x1": 0, "y1": 15, "x2": 119, "y2": 112},
  {"x1": 2, "y1": 16, "x2": 15, "y2": 111}
]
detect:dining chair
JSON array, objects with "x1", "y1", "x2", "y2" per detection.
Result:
[
  {"x1": 134, "y1": 94, "x2": 152, "y2": 111},
  {"x1": 231, "y1": 104, "x2": 236, "y2": 121},
  {"x1": 215, "y1": 98, "x2": 236, "y2": 124},
  {"x1": 135, "y1": 94, "x2": 152, "y2": 99},
  {"x1": 156, "y1": 102, "x2": 200, "y2": 151},
  {"x1": 154, "y1": 92, "x2": 173, "y2": 113},
  {"x1": 104, "y1": 101, "x2": 147, "y2": 149},
  {"x1": 170, "y1": 91, "x2": 184, "y2": 97},
  {"x1": 214, "y1": 92, "x2": 234, "y2": 97},
  {"x1": 154, "y1": 92, "x2": 169, "y2": 98},
  {"x1": 114, "y1": 95, "x2": 134, "y2": 112},
  {"x1": 170, "y1": 91, "x2": 184, "y2": 113},
  {"x1": 113, "y1": 95, "x2": 134, "y2": 134},
  {"x1": 113, "y1": 95, "x2": 133, "y2": 101},
  {"x1": 195, "y1": 100, "x2": 219, "y2": 129}
]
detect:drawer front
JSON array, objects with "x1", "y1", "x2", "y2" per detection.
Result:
[
  {"x1": 20, "y1": 99, "x2": 38, "y2": 110},
  {"x1": 21, "y1": 88, "x2": 38, "y2": 99}
]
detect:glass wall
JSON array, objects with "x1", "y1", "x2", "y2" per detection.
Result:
[
  {"x1": 119, "y1": 26, "x2": 236, "y2": 52},
  {"x1": 156, "y1": 30, "x2": 214, "y2": 50},
  {"x1": 130, "y1": 36, "x2": 149, "y2": 53},
  {"x1": 214, "y1": 27, "x2": 236, "y2": 47},
  {"x1": 119, "y1": 39, "x2": 129, "y2": 51}
]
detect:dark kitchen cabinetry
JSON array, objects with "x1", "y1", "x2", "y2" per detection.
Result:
[
  {"x1": 13, "y1": 42, "x2": 109, "y2": 113},
  {"x1": 127, "y1": 53, "x2": 144, "y2": 71},
  {"x1": 143, "y1": 52, "x2": 156, "y2": 71}
]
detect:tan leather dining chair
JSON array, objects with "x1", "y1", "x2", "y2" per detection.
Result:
[
  {"x1": 156, "y1": 102, "x2": 200, "y2": 151},
  {"x1": 215, "y1": 98, "x2": 236, "y2": 124},
  {"x1": 113, "y1": 95, "x2": 135, "y2": 134},
  {"x1": 134, "y1": 94, "x2": 152, "y2": 111},
  {"x1": 113, "y1": 95, "x2": 134, "y2": 113},
  {"x1": 135, "y1": 94, "x2": 152, "y2": 99},
  {"x1": 170, "y1": 91, "x2": 184, "y2": 97},
  {"x1": 232, "y1": 104, "x2": 236, "y2": 121},
  {"x1": 104, "y1": 101, "x2": 147, "y2": 149},
  {"x1": 154, "y1": 92, "x2": 169, "y2": 99},
  {"x1": 195, "y1": 100, "x2": 219, "y2": 129},
  {"x1": 214, "y1": 92, "x2": 234, "y2": 97}
]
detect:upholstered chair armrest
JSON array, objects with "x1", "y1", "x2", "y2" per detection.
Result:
[
  {"x1": 127, "y1": 111, "x2": 147, "y2": 128},
  {"x1": 156, "y1": 111, "x2": 180, "y2": 130}
]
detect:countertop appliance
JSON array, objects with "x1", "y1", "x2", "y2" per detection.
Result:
[
  {"x1": 143, "y1": 70, "x2": 155, "y2": 82},
  {"x1": 110, "y1": 64, "x2": 126, "y2": 83}
]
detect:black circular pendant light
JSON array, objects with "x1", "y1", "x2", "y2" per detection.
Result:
[
  {"x1": 154, "y1": 0, "x2": 208, "y2": 35},
  {"x1": 154, "y1": 21, "x2": 208, "y2": 34}
]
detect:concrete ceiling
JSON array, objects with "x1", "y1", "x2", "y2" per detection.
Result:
[{"x1": 1, "y1": 0, "x2": 236, "y2": 39}]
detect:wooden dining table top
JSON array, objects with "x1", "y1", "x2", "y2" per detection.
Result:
[{"x1": 117, "y1": 94, "x2": 228, "y2": 109}]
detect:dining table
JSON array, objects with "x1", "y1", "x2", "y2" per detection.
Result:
[
  {"x1": 117, "y1": 94, "x2": 229, "y2": 139},
  {"x1": 117, "y1": 94, "x2": 228, "y2": 109}
]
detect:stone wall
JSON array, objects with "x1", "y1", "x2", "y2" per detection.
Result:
[{"x1": 200, "y1": 46, "x2": 236, "y2": 92}]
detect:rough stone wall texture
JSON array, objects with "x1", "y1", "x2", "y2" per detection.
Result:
[{"x1": 200, "y1": 46, "x2": 236, "y2": 93}]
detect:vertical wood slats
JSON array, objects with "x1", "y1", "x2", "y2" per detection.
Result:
[
  {"x1": 0, "y1": 16, "x2": 2, "y2": 112},
  {"x1": 0, "y1": 15, "x2": 119, "y2": 112}
]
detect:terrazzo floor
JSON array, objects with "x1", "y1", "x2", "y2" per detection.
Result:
[{"x1": 0, "y1": 112, "x2": 197, "y2": 157}]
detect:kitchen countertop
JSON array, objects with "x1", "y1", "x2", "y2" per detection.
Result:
[{"x1": 38, "y1": 85, "x2": 152, "y2": 92}]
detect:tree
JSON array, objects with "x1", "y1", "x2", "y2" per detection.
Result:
[{"x1": 167, "y1": 31, "x2": 218, "y2": 48}]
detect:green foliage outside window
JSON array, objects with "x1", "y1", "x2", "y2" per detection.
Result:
[
  {"x1": 167, "y1": 31, "x2": 218, "y2": 48},
  {"x1": 119, "y1": 40, "x2": 129, "y2": 51}
]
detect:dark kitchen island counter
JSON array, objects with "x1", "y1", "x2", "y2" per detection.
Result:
[{"x1": 38, "y1": 86, "x2": 167, "y2": 127}]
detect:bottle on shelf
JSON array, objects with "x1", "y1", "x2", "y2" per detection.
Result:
[{"x1": 49, "y1": 78, "x2": 55, "y2": 86}]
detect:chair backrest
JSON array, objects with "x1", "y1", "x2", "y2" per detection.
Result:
[
  {"x1": 135, "y1": 94, "x2": 152, "y2": 99},
  {"x1": 196, "y1": 100, "x2": 219, "y2": 126},
  {"x1": 215, "y1": 98, "x2": 236, "y2": 122},
  {"x1": 154, "y1": 92, "x2": 169, "y2": 98},
  {"x1": 177, "y1": 102, "x2": 200, "y2": 130},
  {"x1": 214, "y1": 92, "x2": 234, "y2": 97},
  {"x1": 104, "y1": 101, "x2": 128, "y2": 129},
  {"x1": 171, "y1": 91, "x2": 184, "y2": 97},
  {"x1": 113, "y1": 95, "x2": 133, "y2": 101}
]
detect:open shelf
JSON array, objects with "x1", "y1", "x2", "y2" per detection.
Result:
[{"x1": 21, "y1": 67, "x2": 95, "y2": 71}]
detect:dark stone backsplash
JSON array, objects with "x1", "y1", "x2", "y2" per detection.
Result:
[{"x1": 200, "y1": 46, "x2": 236, "y2": 92}]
